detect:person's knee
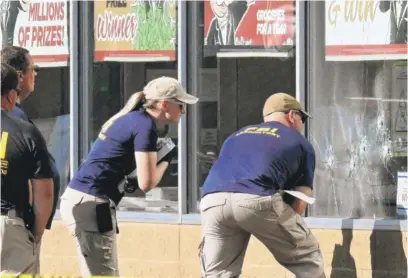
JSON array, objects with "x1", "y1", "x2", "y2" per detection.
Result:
[{"x1": 198, "y1": 237, "x2": 242, "y2": 278}]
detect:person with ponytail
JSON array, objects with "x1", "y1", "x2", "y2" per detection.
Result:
[{"x1": 59, "y1": 77, "x2": 198, "y2": 277}]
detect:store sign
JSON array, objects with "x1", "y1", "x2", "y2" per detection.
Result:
[
  {"x1": 94, "y1": 0, "x2": 176, "y2": 62},
  {"x1": 203, "y1": 0, "x2": 295, "y2": 57},
  {"x1": 0, "y1": 0, "x2": 69, "y2": 67},
  {"x1": 325, "y1": 0, "x2": 408, "y2": 61}
]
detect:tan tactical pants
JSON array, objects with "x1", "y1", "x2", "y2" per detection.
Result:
[
  {"x1": 199, "y1": 192, "x2": 326, "y2": 278},
  {"x1": 59, "y1": 187, "x2": 119, "y2": 277},
  {"x1": 0, "y1": 211, "x2": 40, "y2": 275}
]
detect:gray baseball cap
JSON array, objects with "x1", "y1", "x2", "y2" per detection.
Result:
[{"x1": 143, "y1": 76, "x2": 199, "y2": 104}]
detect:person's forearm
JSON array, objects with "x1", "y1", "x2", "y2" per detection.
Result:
[
  {"x1": 33, "y1": 199, "x2": 53, "y2": 240},
  {"x1": 291, "y1": 186, "x2": 313, "y2": 215},
  {"x1": 291, "y1": 199, "x2": 307, "y2": 215},
  {"x1": 32, "y1": 180, "x2": 53, "y2": 242},
  {"x1": 150, "y1": 161, "x2": 169, "y2": 190}
]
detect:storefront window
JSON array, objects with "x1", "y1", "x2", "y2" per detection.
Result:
[
  {"x1": 79, "y1": 0, "x2": 179, "y2": 213},
  {"x1": 120, "y1": 63, "x2": 179, "y2": 213},
  {"x1": 307, "y1": 1, "x2": 407, "y2": 219},
  {"x1": 88, "y1": 61, "x2": 180, "y2": 213},
  {"x1": 25, "y1": 67, "x2": 70, "y2": 209},
  {"x1": 187, "y1": 1, "x2": 296, "y2": 212},
  {"x1": 89, "y1": 63, "x2": 123, "y2": 149}
]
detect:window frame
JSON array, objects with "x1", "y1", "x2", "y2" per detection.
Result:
[
  {"x1": 303, "y1": 1, "x2": 407, "y2": 227},
  {"x1": 57, "y1": 0, "x2": 406, "y2": 232}
]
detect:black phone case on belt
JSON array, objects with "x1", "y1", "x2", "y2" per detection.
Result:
[{"x1": 95, "y1": 202, "x2": 113, "y2": 233}]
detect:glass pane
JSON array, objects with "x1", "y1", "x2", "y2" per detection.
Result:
[
  {"x1": 23, "y1": 67, "x2": 70, "y2": 210},
  {"x1": 120, "y1": 64, "x2": 179, "y2": 213},
  {"x1": 80, "y1": 0, "x2": 179, "y2": 214},
  {"x1": 88, "y1": 62, "x2": 179, "y2": 213},
  {"x1": 307, "y1": 2, "x2": 408, "y2": 219},
  {"x1": 188, "y1": 1, "x2": 297, "y2": 213},
  {"x1": 88, "y1": 63, "x2": 123, "y2": 151}
]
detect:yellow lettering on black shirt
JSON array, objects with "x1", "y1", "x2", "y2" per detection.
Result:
[{"x1": 1, "y1": 131, "x2": 9, "y2": 175}]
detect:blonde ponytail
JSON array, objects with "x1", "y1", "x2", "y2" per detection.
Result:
[{"x1": 101, "y1": 91, "x2": 146, "y2": 131}]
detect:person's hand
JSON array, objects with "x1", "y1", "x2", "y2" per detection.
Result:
[
  {"x1": 35, "y1": 234, "x2": 43, "y2": 244},
  {"x1": 160, "y1": 145, "x2": 178, "y2": 164},
  {"x1": 124, "y1": 176, "x2": 139, "y2": 193}
]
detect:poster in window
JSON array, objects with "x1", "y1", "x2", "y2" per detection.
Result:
[
  {"x1": 391, "y1": 61, "x2": 407, "y2": 156},
  {"x1": 325, "y1": 0, "x2": 408, "y2": 61},
  {"x1": 396, "y1": 172, "x2": 408, "y2": 216},
  {"x1": 0, "y1": 0, "x2": 69, "y2": 67},
  {"x1": 94, "y1": 0, "x2": 176, "y2": 62},
  {"x1": 203, "y1": 0, "x2": 295, "y2": 57}
]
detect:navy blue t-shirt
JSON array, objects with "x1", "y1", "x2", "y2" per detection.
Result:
[
  {"x1": 11, "y1": 103, "x2": 31, "y2": 123},
  {"x1": 69, "y1": 110, "x2": 158, "y2": 203},
  {"x1": 201, "y1": 121, "x2": 316, "y2": 197}
]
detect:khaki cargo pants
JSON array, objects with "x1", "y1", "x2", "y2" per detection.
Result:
[
  {"x1": 59, "y1": 187, "x2": 119, "y2": 277},
  {"x1": 199, "y1": 192, "x2": 326, "y2": 278},
  {"x1": 0, "y1": 210, "x2": 40, "y2": 275}
]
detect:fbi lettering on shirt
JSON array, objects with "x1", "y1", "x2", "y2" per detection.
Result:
[
  {"x1": 1, "y1": 131, "x2": 9, "y2": 175},
  {"x1": 236, "y1": 127, "x2": 280, "y2": 138}
]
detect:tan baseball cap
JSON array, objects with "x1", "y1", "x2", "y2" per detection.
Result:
[
  {"x1": 263, "y1": 93, "x2": 311, "y2": 118},
  {"x1": 143, "y1": 76, "x2": 199, "y2": 104}
]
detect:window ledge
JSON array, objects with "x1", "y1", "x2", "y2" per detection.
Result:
[
  {"x1": 181, "y1": 214, "x2": 407, "y2": 231},
  {"x1": 53, "y1": 211, "x2": 407, "y2": 231},
  {"x1": 116, "y1": 211, "x2": 179, "y2": 223},
  {"x1": 53, "y1": 210, "x2": 179, "y2": 224}
]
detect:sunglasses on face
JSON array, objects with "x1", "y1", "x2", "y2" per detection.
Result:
[
  {"x1": 285, "y1": 110, "x2": 307, "y2": 123},
  {"x1": 294, "y1": 111, "x2": 307, "y2": 123},
  {"x1": 169, "y1": 100, "x2": 186, "y2": 111}
]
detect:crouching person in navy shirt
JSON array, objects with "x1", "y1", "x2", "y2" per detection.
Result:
[
  {"x1": 59, "y1": 77, "x2": 199, "y2": 277},
  {"x1": 199, "y1": 93, "x2": 326, "y2": 278}
]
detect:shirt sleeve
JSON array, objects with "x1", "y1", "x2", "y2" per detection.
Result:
[
  {"x1": 297, "y1": 143, "x2": 316, "y2": 189},
  {"x1": 10, "y1": 105, "x2": 30, "y2": 122},
  {"x1": 133, "y1": 119, "x2": 158, "y2": 152},
  {"x1": 26, "y1": 125, "x2": 54, "y2": 179}
]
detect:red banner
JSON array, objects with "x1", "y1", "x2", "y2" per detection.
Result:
[{"x1": 204, "y1": 0, "x2": 295, "y2": 56}]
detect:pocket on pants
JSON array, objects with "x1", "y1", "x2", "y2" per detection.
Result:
[
  {"x1": 59, "y1": 195, "x2": 84, "y2": 219},
  {"x1": 62, "y1": 200, "x2": 103, "y2": 234},
  {"x1": 236, "y1": 196, "x2": 272, "y2": 211},
  {"x1": 200, "y1": 196, "x2": 227, "y2": 212},
  {"x1": 277, "y1": 206, "x2": 312, "y2": 247},
  {"x1": 77, "y1": 230, "x2": 114, "y2": 258},
  {"x1": 76, "y1": 230, "x2": 118, "y2": 276}
]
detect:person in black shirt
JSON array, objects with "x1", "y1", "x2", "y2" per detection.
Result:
[
  {"x1": 0, "y1": 63, "x2": 54, "y2": 275},
  {"x1": 1, "y1": 46, "x2": 60, "y2": 232}
]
